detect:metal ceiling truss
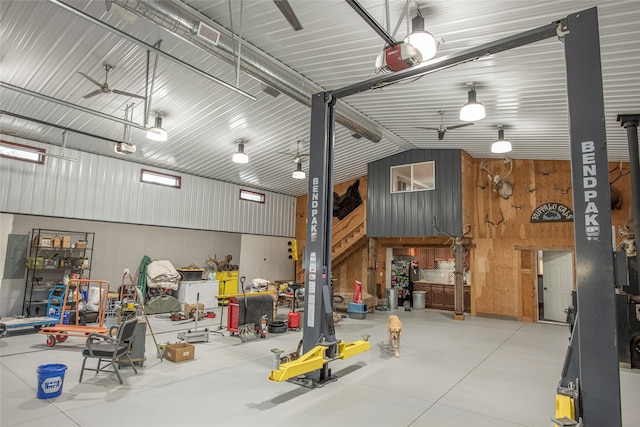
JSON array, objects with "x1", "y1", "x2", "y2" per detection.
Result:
[{"x1": 87, "y1": 0, "x2": 410, "y2": 147}]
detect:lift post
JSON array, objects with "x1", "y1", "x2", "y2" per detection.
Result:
[
  {"x1": 302, "y1": 9, "x2": 622, "y2": 423},
  {"x1": 301, "y1": 92, "x2": 339, "y2": 385}
]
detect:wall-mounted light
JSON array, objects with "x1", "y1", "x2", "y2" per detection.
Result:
[
  {"x1": 404, "y1": 9, "x2": 437, "y2": 62},
  {"x1": 459, "y1": 83, "x2": 486, "y2": 122},
  {"x1": 232, "y1": 138, "x2": 249, "y2": 163},
  {"x1": 146, "y1": 115, "x2": 167, "y2": 141},
  {"x1": 292, "y1": 162, "x2": 305, "y2": 179},
  {"x1": 491, "y1": 126, "x2": 512, "y2": 153}
]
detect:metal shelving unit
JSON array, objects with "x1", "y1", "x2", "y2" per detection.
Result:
[{"x1": 22, "y1": 229, "x2": 95, "y2": 317}]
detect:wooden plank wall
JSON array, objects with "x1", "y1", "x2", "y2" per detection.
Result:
[
  {"x1": 295, "y1": 177, "x2": 369, "y2": 294},
  {"x1": 295, "y1": 158, "x2": 633, "y2": 318},
  {"x1": 468, "y1": 158, "x2": 633, "y2": 319}
]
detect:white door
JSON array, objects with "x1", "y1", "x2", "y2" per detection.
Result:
[{"x1": 542, "y1": 251, "x2": 574, "y2": 322}]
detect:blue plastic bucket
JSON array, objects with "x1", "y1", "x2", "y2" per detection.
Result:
[{"x1": 36, "y1": 364, "x2": 67, "y2": 399}]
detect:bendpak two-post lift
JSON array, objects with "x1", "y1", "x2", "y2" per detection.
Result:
[{"x1": 268, "y1": 6, "x2": 628, "y2": 426}]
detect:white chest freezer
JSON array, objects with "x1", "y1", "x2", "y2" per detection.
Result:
[{"x1": 177, "y1": 280, "x2": 219, "y2": 311}]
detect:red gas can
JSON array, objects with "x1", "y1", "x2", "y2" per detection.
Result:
[{"x1": 288, "y1": 311, "x2": 300, "y2": 330}]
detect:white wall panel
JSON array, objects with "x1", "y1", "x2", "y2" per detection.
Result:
[{"x1": 0, "y1": 141, "x2": 295, "y2": 237}]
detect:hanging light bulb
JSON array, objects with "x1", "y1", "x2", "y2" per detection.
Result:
[
  {"x1": 232, "y1": 139, "x2": 249, "y2": 163},
  {"x1": 146, "y1": 115, "x2": 167, "y2": 141},
  {"x1": 459, "y1": 83, "x2": 486, "y2": 122},
  {"x1": 404, "y1": 10, "x2": 437, "y2": 62},
  {"x1": 292, "y1": 162, "x2": 305, "y2": 179},
  {"x1": 491, "y1": 126, "x2": 512, "y2": 153}
]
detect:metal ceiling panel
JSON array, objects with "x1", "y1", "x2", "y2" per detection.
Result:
[{"x1": 1, "y1": 0, "x2": 638, "y2": 199}]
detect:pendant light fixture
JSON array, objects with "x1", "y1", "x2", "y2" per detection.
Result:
[
  {"x1": 491, "y1": 126, "x2": 512, "y2": 153},
  {"x1": 232, "y1": 138, "x2": 249, "y2": 163},
  {"x1": 292, "y1": 162, "x2": 305, "y2": 179},
  {"x1": 459, "y1": 82, "x2": 486, "y2": 122},
  {"x1": 146, "y1": 114, "x2": 168, "y2": 141},
  {"x1": 404, "y1": 9, "x2": 437, "y2": 62}
]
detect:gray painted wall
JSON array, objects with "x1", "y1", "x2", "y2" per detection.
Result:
[
  {"x1": 367, "y1": 149, "x2": 463, "y2": 237},
  {"x1": 0, "y1": 213, "x2": 294, "y2": 316}
]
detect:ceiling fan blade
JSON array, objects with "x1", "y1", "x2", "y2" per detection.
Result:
[
  {"x1": 78, "y1": 72, "x2": 103, "y2": 88},
  {"x1": 83, "y1": 89, "x2": 102, "y2": 99},
  {"x1": 415, "y1": 127, "x2": 440, "y2": 131},
  {"x1": 447, "y1": 123, "x2": 475, "y2": 130},
  {"x1": 112, "y1": 89, "x2": 146, "y2": 100},
  {"x1": 274, "y1": 0, "x2": 303, "y2": 31}
]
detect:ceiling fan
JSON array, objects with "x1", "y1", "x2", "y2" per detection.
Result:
[
  {"x1": 278, "y1": 140, "x2": 309, "y2": 163},
  {"x1": 273, "y1": 0, "x2": 303, "y2": 31},
  {"x1": 416, "y1": 110, "x2": 474, "y2": 140},
  {"x1": 78, "y1": 64, "x2": 145, "y2": 100}
]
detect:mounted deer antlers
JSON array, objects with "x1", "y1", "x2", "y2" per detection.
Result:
[
  {"x1": 432, "y1": 216, "x2": 472, "y2": 249},
  {"x1": 484, "y1": 211, "x2": 505, "y2": 227},
  {"x1": 609, "y1": 162, "x2": 630, "y2": 210},
  {"x1": 533, "y1": 161, "x2": 556, "y2": 176},
  {"x1": 554, "y1": 183, "x2": 572, "y2": 194},
  {"x1": 480, "y1": 157, "x2": 514, "y2": 199}
]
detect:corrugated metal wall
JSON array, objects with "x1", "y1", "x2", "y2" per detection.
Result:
[
  {"x1": 367, "y1": 150, "x2": 462, "y2": 237},
  {"x1": 0, "y1": 143, "x2": 295, "y2": 237}
]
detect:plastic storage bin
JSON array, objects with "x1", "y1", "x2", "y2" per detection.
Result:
[{"x1": 347, "y1": 302, "x2": 368, "y2": 319}]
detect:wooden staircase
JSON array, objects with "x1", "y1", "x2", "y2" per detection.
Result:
[{"x1": 331, "y1": 203, "x2": 367, "y2": 266}]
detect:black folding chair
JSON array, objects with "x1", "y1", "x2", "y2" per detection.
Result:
[{"x1": 79, "y1": 317, "x2": 138, "y2": 384}]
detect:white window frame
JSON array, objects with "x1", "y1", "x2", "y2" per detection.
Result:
[
  {"x1": 390, "y1": 160, "x2": 435, "y2": 193},
  {"x1": 0, "y1": 140, "x2": 45, "y2": 164},
  {"x1": 239, "y1": 189, "x2": 265, "y2": 203},
  {"x1": 140, "y1": 169, "x2": 182, "y2": 188}
]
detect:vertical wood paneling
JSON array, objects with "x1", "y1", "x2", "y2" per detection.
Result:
[
  {"x1": 468, "y1": 158, "x2": 633, "y2": 319},
  {"x1": 0, "y1": 145, "x2": 294, "y2": 237}
]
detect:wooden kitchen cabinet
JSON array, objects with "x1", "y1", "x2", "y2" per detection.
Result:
[
  {"x1": 412, "y1": 282, "x2": 471, "y2": 312},
  {"x1": 444, "y1": 286, "x2": 455, "y2": 307},
  {"x1": 430, "y1": 284, "x2": 446, "y2": 308},
  {"x1": 435, "y1": 247, "x2": 453, "y2": 261},
  {"x1": 464, "y1": 286, "x2": 471, "y2": 311},
  {"x1": 393, "y1": 247, "x2": 416, "y2": 256},
  {"x1": 418, "y1": 248, "x2": 435, "y2": 268}
]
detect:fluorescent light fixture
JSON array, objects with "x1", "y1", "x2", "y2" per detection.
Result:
[
  {"x1": 232, "y1": 139, "x2": 249, "y2": 163},
  {"x1": 292, "y1": 162, "x2": 305, "y2": 179},
  {"x1": 491, "y1": 127, "x2": 512, "y2": 153},
  {"x1": 404, "y1": 11, "x2": 437, "y2": 61},
  {"x1": 146, "y1": 115, "x2": 167, "y2": 141},
  {"x1": 460, "y1": 83, "x2": 486, "y2": 122}
]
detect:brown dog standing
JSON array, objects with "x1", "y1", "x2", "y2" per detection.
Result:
[{"x1": 387, "y1": 315, "x2": 402, "y2": 358}]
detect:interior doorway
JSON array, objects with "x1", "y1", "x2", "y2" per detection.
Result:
[{"x1": 537, "y1": 250, "x2": 574, "y2": 323}]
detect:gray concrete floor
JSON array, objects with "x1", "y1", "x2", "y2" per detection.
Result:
[{"x1": 1, "y1": 306, "x2": 639, "y2": 426}]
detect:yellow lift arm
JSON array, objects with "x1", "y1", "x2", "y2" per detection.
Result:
[{"x1": 269, "y1": 339, "x2": 370, "y2": 382}]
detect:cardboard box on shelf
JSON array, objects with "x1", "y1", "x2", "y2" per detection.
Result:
[
  {"x1": 165, "y1": 342, "x2": 195, "y2": 362},
  {"x1": 62, "y1": 236, "x2": 71, "y2": 248}
]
